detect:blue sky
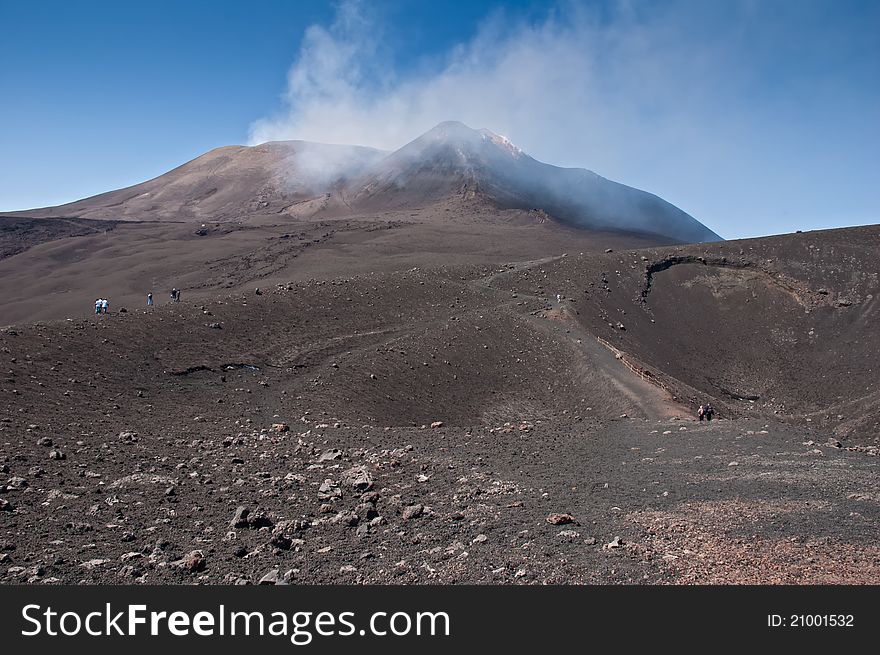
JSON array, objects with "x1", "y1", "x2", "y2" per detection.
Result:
[{"x1": 1, "y1": 0, "x2": 878, "y2": 239}]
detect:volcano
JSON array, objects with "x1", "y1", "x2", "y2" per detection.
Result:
[
  {"x1": 10, "y1": 121, "x2": 719, "y2": 243},
  {"x1": 2, "y1": 122, "x2": 879, "y2": 588},
  {"x1": 348, "y1": 121, "x2": 719, "y2": 243}
]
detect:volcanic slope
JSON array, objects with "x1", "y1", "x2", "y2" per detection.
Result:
[
  {"x1": 0, "y1": 225, "x2": 878, "y2": 585},
  {"x1": 489, "y1": 224, "x2": 880, "y2": 443},
  {"x1": 10, "y1": 141, "x2": 386, "y2": 223},
  {"x1": 348, "y1": 121, "x2": 719, "y2": 243},
  {"x1": 8, "y1": 122, "x2": 719, "y2": 244},
  {"x1": 0, "y1": 209, "x2": 672, "y2": 325}
]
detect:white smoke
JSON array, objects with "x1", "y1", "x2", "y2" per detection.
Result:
[
  {"x1": 248, "y1": 0, "x2": 880, "y2": 239},
  {"x1": 248, "y1": 1, "x2": 740, "y2": 224},
  {"x1": 250, "y1": 1, "x2": 636, "y2": 155}
]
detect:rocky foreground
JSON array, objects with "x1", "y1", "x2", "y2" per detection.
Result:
[{"x1": 1, "y1": 414, "x2": 877, "y2": 585}]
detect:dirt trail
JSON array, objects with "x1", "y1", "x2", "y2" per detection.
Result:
[
  {"x1": 526, "y1": 305, "x2": 688, "y2": 420},
  {"x1": 477, "y1": 255, "x2": 689, "y2": 420},
  {"x1": 475, "y1": 254, "x2": 568, "y2": 288}
]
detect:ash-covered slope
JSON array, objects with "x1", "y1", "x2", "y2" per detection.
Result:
[
  {"x1": 13, "y1": 141, "x2": 386, "y2": 222},
  {"x1": 347, "y1": 121, "x2": 720, "y2": 243},
  {"x1": 488, "y1": 224, "x2": 880, "y2": 442}
]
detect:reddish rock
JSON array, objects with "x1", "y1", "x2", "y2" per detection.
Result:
[{"x1": 546, "y1": 513, "x2": 576, "y2": 525}]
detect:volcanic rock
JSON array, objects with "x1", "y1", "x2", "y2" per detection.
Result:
[
  {"x1": 546, "y1": 513, "x2": 576, "y2": 525},
  {"x1": 401, "y1": 504, "x2": 424, "y2": 521},
  {"x1": 343, "y1": 466, "x2": 374, "y2": 491}
]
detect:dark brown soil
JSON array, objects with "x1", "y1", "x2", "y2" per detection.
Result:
[
  {"x1": 0, "y1": 216, "x2": 120, "y2": 261},
  {"x1": 0, "y1": 202, "x2": 667, "y2": 325},
  {"x1": 1, "y1": 225, "x2": 878, "y2": 584}
]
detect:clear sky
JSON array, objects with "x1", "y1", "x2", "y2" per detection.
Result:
[{"x1": 1, "y1": 0, "x2": 878, "y2": 239}]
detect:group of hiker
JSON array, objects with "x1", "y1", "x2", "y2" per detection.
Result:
[
  {"x1": 92, "y1": 288, "x2": 182, "y2": 315},
  {"x1": 150, "y1": 288, "x2": 181, "y2": 305},
  {"x1": 698, "y1": 403, "x2": 716, "y2": 421},
  {"x1": 149, "y1": 288, "x2": 181, "y2": 305}
]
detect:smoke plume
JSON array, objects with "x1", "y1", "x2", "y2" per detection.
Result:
[{"x1": 249, "y1": 0, "x2": 880, "y2": 239}]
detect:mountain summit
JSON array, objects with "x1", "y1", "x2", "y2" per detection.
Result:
[
  {"x1": 351, "y1": 121, "x2": 719, "y2": 242},
  {"x1": 13, "y1": 121, "x2": 720, "y2": 243}
]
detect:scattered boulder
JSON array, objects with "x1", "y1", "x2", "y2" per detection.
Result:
[
  {"x1": 318, "y1": 448, "x2": 342, "y2": 462},
  {"x1": 332, "y1": 511, "x2": 360, "y2": 528},
  {"x1": 118, "y1": 565, "x2": 145, "y2": 579},
  {"x1": 270, "y1": 530, "x2": 293, "y2": 551},
  {"x1": 179, "y1": 550, "x2": 206, "y2": 573},
  {"x1": 354, "y1": 503, "x2": 379, "y2": 522},
  {"x1": 318, "y1": 480, "x2": 342, "y2": 500},
  {"x1": 230, "y1": 506, "x2": 250, "y2": 529},
  {"x1": 343, "y1": 466, "x2": 374, "y2": 491},
  {"x1": 605, "y1": 536, "x2": 625, "y2": 549},
  {"x1": 0, "y1": 499, "x2": 12, "y2": 512},
  {"x1": 401, "y1": 504, "x2": 424, "y2": 521},
  {"x1": 259, "y1": 569, "x2": 283, "y2": 585},
  {"x1": 360, "y1": 491, "x2": 380, "y2": 504},
  {"x1": 247, "y1": 511, "x2": 274, "y2": 529},
  {"x1": 430, "y1": 421, "x2": 444, "y2": 429},
  {"x1": 228, "y1": 506, "x2": 271, "y2": 530},
  {"x1": 546, "y1": 513, "x2": 576, "y2": 525},
  {"x1": 272, "y1": 423, "x2": 289, "y2": 433},
  {"x1": 36, "y1": 436, "x2": 53, "y2": 447}
]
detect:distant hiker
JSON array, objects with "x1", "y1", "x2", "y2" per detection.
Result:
[
  {"x1": 698, "y1": 404, "x2": 706, "y2": 421},
  {"x1": 705, "y1": 404, "x2": 715, "y2": 421},
  {"x1": 101, "y1": 298, "x2": 109, "y2": 314},
  {"x1": 556, "y1": 293, "x2": 562, "y2": 303},
  {"x1": 147, "y1": 292, "x2": 153, "y2": 306},
  {"x1": 171, "y1": 288, "x2": 179, "y2": 303},
  {"x1": 95, "y1": 299, "x2": 102, "y2": 315}
]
